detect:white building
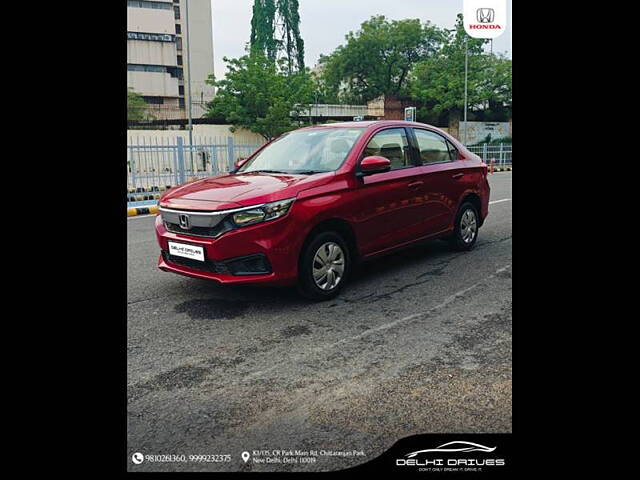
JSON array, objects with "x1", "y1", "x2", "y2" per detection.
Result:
[{"x1": 127, "y1": 0, "x2": 215, "y2": 119}]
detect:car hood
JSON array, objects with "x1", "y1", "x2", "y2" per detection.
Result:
[{"x1": 160, "y1": 171, "x2": 335, "y2": 211}]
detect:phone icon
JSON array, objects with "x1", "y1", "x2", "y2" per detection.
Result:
[{"x1": 132, "y1": 452, "x2": 144, "y2": 464}]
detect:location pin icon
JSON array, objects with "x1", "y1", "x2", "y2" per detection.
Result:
[{"x1": 242, "y1": 451, "x2": 250, "y2": 463}]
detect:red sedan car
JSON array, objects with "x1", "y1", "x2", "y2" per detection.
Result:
[{"x1": 156, "y1": 121, "x2": 490, "y2": 300}]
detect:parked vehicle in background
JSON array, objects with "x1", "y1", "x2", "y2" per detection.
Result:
[{"x1": 155, "y1": 121, "x2": 490, "y2": 300}]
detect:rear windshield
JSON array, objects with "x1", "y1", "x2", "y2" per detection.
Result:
[{"x1": 238, "y1": 128, "x2": 365, "y2": 174}]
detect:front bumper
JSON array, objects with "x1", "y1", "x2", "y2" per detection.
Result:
[{"x1": 155, "y1": 213, "x2": 300, "y2": 286}]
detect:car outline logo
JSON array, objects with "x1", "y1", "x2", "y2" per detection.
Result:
[
  {"x1": 476, "y1": 8, "x2": 495, "y2": 23},
  {"x1": 178, "y1": 214, "x2": 191, "y2": 230},
  {"x1": 405, "y1": 441, "x2": 496, "y2": 458}
]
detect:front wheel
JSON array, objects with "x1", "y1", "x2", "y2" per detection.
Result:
[
  {"x1": 298, "y1": 231, "x2": 351, "y2": 301},
  {"x1": 448, "y1": 202, "x2": 480, "y2": 251}
]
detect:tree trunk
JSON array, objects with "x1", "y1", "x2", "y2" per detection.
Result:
[{"x1": 448, "y1": 110, "x2": 461, "y2": 141}]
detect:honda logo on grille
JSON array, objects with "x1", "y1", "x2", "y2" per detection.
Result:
[
  {"x1": 178, "y1": 214, "x2": 191, "y2": 230},
  {"x1": 476, "y1": 8, "x2": 495, "y2": 23}
]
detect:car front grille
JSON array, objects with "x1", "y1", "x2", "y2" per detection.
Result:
[{"x1": 164, "y1": 220, "x2": 234, "y2": 238}]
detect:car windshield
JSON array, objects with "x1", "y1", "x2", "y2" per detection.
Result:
[{"x1": 238, "y1": 127, "x2": 365, "y2": 174}]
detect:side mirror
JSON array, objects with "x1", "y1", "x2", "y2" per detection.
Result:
[
  {"x1": 358, "y1": 156, "x2": 391, "y2": 176},
  {"x1": 233, "y1": 157, "x2": 249, "y2": 171},
  {"x1": 234, "y1": 157, "x2": 248, "y2": 169}
]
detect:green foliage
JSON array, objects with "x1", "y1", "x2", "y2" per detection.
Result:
[
  {"x1": 410, "y1": 14, "x2": 511, "y2": 119},
  {"x1": 468, "y1": 135, "x2": 511, "y2": 147},
  {"x1": 488, "y1": 136, "x2": 511, "y2": 144},
  {"x1": 277, "y1": 0, "x2": 305, "y2": 71},
  {"x1": 250, "y1": 0, "x2": 277, "y2": 61},
  {"x1": 205, "y1": 53, "x2": 313, "y2": 140},
  {"x1": 127, "y1": 88, "x2": 149, "y2": 122},
  {"x1": 250, "y1": 0, "x2": 305, "y2": 71},
  {"x1": 318, "y1": 15, "x2": 446, "y2": 103},
  {"x1": 309, "y1": 65, "x2": 339, "y2": 104}
]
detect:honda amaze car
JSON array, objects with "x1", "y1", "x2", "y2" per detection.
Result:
[{"x1": 155, "y1": 121, "x2": 490, "y2": 300}]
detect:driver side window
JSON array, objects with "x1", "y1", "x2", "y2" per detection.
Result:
[{"x1": 362, "y1": 128, "x2": 411, "y2": 170}]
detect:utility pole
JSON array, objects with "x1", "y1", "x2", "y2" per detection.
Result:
[
  {"x1": 184, "y1": 0, "x2": 194, "y2": 168},
  {"x1": 463, "y1": 36, "x2": 468, "y2": 145}
]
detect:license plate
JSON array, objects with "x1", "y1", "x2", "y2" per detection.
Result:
[{"x1": 168, "y1": 241, "x2": 205, "y2": 262}]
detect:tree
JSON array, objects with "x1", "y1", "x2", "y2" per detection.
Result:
[
  {"x1": 127, "y1": 88, "x2": 148, "y2": 121},
  {"x1": 475, "y1": 53, "x2": 512, "y2": 119},
  {"x1": 250, "y1": 0, "x2": 277, "y2": 62},
  {"x1": 318, "y1": 15, "x2": 446, "y2": 103},
  {"x1": 410, "y1": 14, "x2": 511, "y2": 122},
  {"x1": 250, "y1": 0, "x2": 305, "y2": 72},
  {"x1": 205, "y1": 53, "x2": 313, "y2": 140}
]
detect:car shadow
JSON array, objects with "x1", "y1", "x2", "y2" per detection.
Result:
[
  {"x1": 185, "y1": 238, "x2": 457, "y2": 306},
  {"x1": 350, "y1": 238, "x2": 453, "y2": 286}
]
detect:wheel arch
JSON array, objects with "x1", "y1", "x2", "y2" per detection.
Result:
[
  {"x1": 298, "y1": 217, "x2": 360, "y2": 268},
  {"x1": 458, "y1": 192, "x2": 484, "y2": 227}
]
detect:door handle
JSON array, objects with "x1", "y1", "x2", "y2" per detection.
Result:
[
  {"x1": 451, "y1": 173, "x2": 464, "y2": 179},
  {"x1": 407, "y1": 180, "x2": 424, "y2": 189}
]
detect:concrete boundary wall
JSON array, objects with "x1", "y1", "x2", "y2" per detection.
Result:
[{"x1": 127, "y1": 125, "x2": 266, "y2": 145}]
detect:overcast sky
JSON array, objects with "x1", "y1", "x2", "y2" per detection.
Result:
[{"x1": 210, "y1": 0, "x2": 512, "y2": 80}]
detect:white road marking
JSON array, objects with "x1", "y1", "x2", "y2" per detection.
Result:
[
  {"x1": 244, "y1": 264, "x2": 512, "y2": 382},
  {"x1": 489, "y1": 198, "x2": 511, "y2": 205}
]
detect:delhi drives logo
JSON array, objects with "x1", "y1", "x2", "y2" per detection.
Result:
[
  {"x1": 396, "y1": 441, "x2": 505, "y2": 467},
  {"x1": 470, "y1": 8, "x2": 501, "y2": 29}
]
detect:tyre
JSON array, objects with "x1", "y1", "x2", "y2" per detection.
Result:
[
  {"x1": 448, "y1": 202, "x2": 480, "y2": 251},
  {"x1": 298, "y1": 231, "x2": 351, "y2": 300}
]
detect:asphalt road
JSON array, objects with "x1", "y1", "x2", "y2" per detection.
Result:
[{"x1": 127, "y1": 172, "x2": 512, "y2": 472}]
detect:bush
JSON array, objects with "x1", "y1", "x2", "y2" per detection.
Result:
[{"x1": 470, "y1": 135, "x2": 512, "y2": 146}]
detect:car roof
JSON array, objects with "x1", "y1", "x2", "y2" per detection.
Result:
[{"x1": 299, "y1": 120, "x2": 439, "y2": 130}]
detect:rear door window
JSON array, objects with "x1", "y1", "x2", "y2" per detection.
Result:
[
  {"x1": 413, "y1": 129, "x2": 453, "y2": 165},
  {"x1": 446, "y1": 140, "x2": 459, "y2": 160}
]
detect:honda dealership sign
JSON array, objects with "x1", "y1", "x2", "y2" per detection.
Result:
[{"x1": 464, "y1": 0, "x2": 507, "y2": 39}]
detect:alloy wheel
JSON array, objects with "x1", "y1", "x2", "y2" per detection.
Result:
[
  {"x1": 460, "y1": 208, "x2": 477, "y2": 244},
  {"x1": 312, "y1": 242, "x2": 345, "y2": 291}
]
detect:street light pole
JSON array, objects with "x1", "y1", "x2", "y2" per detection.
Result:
[
  {"x1": 184, "y1": 0, "x2": 194, "y2": 168},
  {"x1": 463, "y1": 36, "x2": 468, "y2": 146}
]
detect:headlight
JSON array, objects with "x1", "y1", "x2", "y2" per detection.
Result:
[{"x1": 232, "y1": 198, "x2": 295, "y2": 227}]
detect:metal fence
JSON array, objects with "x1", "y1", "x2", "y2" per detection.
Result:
[
  {"x1": 466, "y1": 143, "x2": 512, "y2": 168},
  {"x1": 127, "y1": 135, "x2": 265, "y2": 196},
  {"x1": 127, "y1": 137, "x2": 511, "y2": 200}
]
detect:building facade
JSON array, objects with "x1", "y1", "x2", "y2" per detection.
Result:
[{"x1": 127, "y1": 0, "x2": 215, "y2": 120}]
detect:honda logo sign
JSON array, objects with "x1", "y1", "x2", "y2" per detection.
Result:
[
  {"x1": 476, "y1": 8, "x2": 495, "y2": 23},
  {"x1": 464, "y1": 0, "x2": 506, "y2": 39}
]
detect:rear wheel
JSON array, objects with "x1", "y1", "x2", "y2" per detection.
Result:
[
  {"x1": 448, "y1": 202, "x2": 480, "y2": 251},
  {"x1": 298, "y1": 231, "x2": 351, "y2": 301}
]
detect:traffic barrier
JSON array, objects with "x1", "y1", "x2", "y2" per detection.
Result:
[
  {"x1": 127, "y1": 193, "x2": 161, "y2": 202},
  {"x1": 127, "y1": 205, "x2": 160, "y2": 217},
  {"x1": 128, "y1": 186, "x2": 172, "y2": 194}
]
